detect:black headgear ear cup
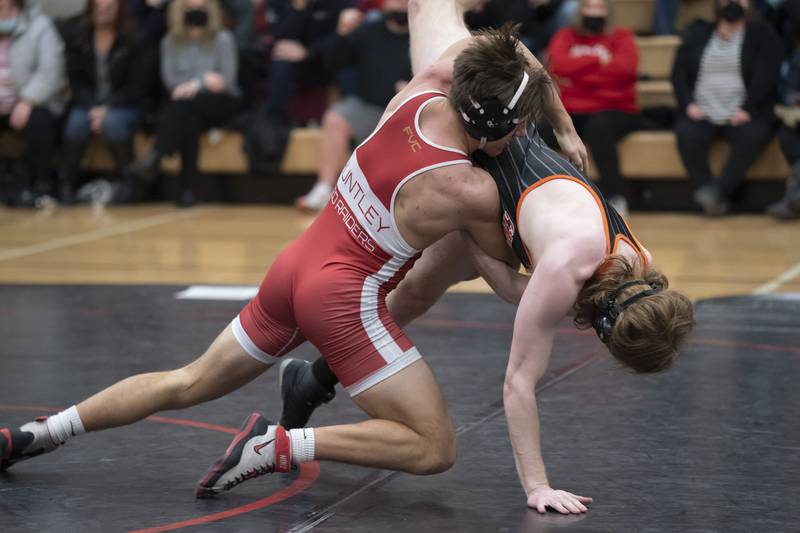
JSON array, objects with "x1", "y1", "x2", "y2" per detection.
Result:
[
  {"x1": 459, "y1": 71, "x2": 530, "y2": 143},
  {"x1": 592, "y1": 279, "x2": 664, "y2": 343}
]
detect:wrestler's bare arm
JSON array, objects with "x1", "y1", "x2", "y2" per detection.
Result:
[
  {"x1": 504, "y1": 251, "x2": 593, "y2": 513},
  {"x1": 462, "y1": 231, "x2": 528, "y2": 305},
  {"x1": 455, "y1": 169, "x2": 519, "y2": 267}
]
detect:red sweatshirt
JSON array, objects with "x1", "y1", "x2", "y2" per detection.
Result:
[{"x1": 546, "y1": 27, "x2": 639, "y2": 114}]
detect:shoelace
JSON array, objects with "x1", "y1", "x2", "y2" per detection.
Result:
[{"x1": 224, "y1": 464, "x2": 276, "y2": 490}]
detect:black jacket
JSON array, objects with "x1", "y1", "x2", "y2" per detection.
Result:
[
  {"x1": 671, "y1": 19, "x2": 784, "y2": 118},
  {"x1": 63, "y1": 22, "x2": 155, "y2": 109}
]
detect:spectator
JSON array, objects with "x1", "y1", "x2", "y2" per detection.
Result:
[
  {"x1": 60, "y1": 0, "x2": 155, "y2": 204},
  {"x1": 464, "y1": 0, "x2": 578, "y2": 56},
  {"x1": 768, "y1": 22, "x2": 800, "y2": 218},
  {"x1": 652, "y1": 0, "x2": 678, "y2": 35},
  {"x1": 543, "y1": 0, "x2": 643, "y2": 216},
  {"x1": 219, "y1": 0, "x2": 262, "y2": 108},
  {"x1": 129, "y1": 0, "x2": 240, "y2": 207},
  {"x1": 295, "y1": 0, "x2": 411, "y2": 211},
  {"x1": 265, "y1": 0, "x2": 355, "y2": 119},
  {"x1": 0, "y1": 0, "x2": 67, "y2": 207},
  {"x1": 129, "y1": 0, "x2": 170, "y2": 46},
  {"x1": 672, "y1": 0, "x2": 782, "y2": 216}
]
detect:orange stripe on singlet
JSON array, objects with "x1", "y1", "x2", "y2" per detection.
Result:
[{"x1": 514, "y1": 174, "x2": 648, "y2": 269}]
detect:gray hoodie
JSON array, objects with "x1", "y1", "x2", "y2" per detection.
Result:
[{"x1": 8, "y1": 5, "x2": 67, "y2": 115}]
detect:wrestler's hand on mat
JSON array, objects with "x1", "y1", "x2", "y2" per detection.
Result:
[
  {"x1": 527, "y1": 485, "x2": 592, "y2": 514},
  {"x1": 553, "y1": 128, "x2": 588, "y2": 173}
]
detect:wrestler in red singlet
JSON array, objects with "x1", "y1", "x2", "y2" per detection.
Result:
[{"x1": 234, "y1": 91, "x2": 471, "y2": 395}]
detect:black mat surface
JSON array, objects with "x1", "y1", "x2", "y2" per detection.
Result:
[{"x1": 1, "y1": 285, "x2": 798, "y2": 532}]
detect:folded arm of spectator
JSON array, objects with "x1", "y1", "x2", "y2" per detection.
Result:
[
  {"x1": 546, "y1": 31, "x2": 603, "y2": 80},
  {"x1": 212, "y1": 31, "x2": 239, "y2": 92},
  {"x1": 321, "y1": 9, "x2": 365, "y2": 72},
  {"x1": 18, "y1": 17, "x2": 66, "y2": 107},
  {"x1": 582, "y1": 30, "x2": 638, "y2": 84}
]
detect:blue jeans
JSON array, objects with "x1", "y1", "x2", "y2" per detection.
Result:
[{"x1": 63, "y1": 106, "x2": 140, "y2": 143}]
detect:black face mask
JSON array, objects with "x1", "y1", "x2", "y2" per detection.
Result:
[
  {"x1": 384, "y1": 11, "x2": 408, "y2": 26},
  {"x1": 582, "y1": 16, "x2": 606, "y2": 34},
  {"x1": 720, "y1": 2, "x2": 745, "y2": 22},
  {"x1": 184, "y1": 9, "x2": 209, "y2": 27}
]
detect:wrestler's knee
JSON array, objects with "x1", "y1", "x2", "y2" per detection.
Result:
[{"x1": 413, "y1": 425, "x2": 457, "y2": 475}]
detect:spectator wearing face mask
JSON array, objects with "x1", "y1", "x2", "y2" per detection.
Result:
[
  {"x1": 672, "y1": 0, "x2": 782, "y2": 216},
  {"x1": 542, "y1": 0, "x2": 644, "y2": 216},
  {"x1": 294, "y1": 0, "x2": 411, "y2": 212},
  {"x1": 129, "y1": 0, "x2": 240, "y2": 207},
  {"x1": 0, "y1": 0, "x2": 67, "y2": 207},
  {"x1": 768, "y1": 18, "x2": 800, "y2": 219}
]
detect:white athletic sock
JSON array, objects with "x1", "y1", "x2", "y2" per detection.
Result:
[
  {"x1": 45, "y1": 406, "x2": 85, "y2": 444},
  {"x1": 288, "y1": 428, "x2": 315, "y2": 464}
]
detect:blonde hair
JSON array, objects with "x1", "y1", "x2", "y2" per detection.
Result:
[
  {"x1": 168, "y1": 0, "x2": 223, "y2": 42},
  {"x1": 573, "y1": 255, "x2": 695, "y2": 373}
]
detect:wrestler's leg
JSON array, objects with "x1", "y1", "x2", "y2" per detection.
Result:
[
  {"x1": 77, "y1": 324, "x2": 270, "y2": 431},
  {"x1": 408, "y1": 0, "x2": 473, "y2": 75},
  {"x1": 314, "y1": 359, "x2": 456, "y2": 474},
  {"x1": 278, "y1": 233, "x2": 477, "y2": 429}
]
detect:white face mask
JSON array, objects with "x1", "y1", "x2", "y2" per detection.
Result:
[{"x1": 0, "y1": 17, "x2": 18, "y2": 35}]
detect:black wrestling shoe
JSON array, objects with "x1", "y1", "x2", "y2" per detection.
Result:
[
  {"x1": 278, "y1": 359, "x2": 336, "y2": 429},
  {"x1": 1, "y1": 418, "x2": 60, "y2": 471}
]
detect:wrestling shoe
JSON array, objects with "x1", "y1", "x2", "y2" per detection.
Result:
[
  {"x1": 1, "y1": 417, "x2": 61, "y2": 471},
  {"x1": 278, "y1": 359, "x2": 336, "y2": 429},
  {"x1": 195, "y1": 413, "x2": 292, "y2": 498}
]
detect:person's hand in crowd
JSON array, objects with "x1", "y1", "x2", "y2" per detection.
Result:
[
  {"x1": 730, "y1": 109, "x2": 751, "y2": 127},
  {"x1": 394, "y1": 80, "x2": 408, "y2": 93},
  {"x1": 686, "y1": 102, "x2": 706, "y2": 121},
  {"x1": 272, "y1": 39, "x2": 309, "y2": 62},
  {"x1": 337, "y1": 8, "x2": 364, "y2": 36},
  {"x1": 291, "y1": 0, "x2": 309, "y2": 10},
  {"x1": 9, "y1": 100, "x2": 32, "y2": 130},
  {"x1": 172, "y1": 80, "x2": 200, "y2": 100},
  {"x1": 146, "y1": 0, "x2": 168, "y2": 8},
  {"x1": 203, "y1": 72, "x2": 226, "y2": 93},
  {"x1": 89, "y1": 106, "x2": 108, "y2": 133}
]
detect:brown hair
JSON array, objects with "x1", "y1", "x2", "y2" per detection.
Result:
[
  {"x1": 81, "y1": 0, "x2": 133, "y2": 35},
  {"x1": 713, "y1": 0, "x2": 753, "y2": 23},
  {"x1": 10, "y1": 0, "x2": 25, "y2": 9},
  {"x1": 168, "y1": 0, "x2": 224, "y2": 42},
  {"x1": 449, "y1": 23, "x2": 552, "y2": 127},
  {"x1": 573, "y1": 255, "x2": 695, "y2": 373}
]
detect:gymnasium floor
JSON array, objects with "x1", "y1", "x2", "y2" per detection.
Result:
[{"x1": 1, "y1": 205, "x2": 799, "y2": 532}]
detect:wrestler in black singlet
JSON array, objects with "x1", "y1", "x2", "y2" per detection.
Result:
[{"x1": 474, "y1": 124, "x2": 646, "y2": 271}]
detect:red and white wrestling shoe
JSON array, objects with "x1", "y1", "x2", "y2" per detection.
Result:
[
  {"x1": 1, "y1": 417, "x2": 61, "y2": 471},
  {"x1": 195, "y1": 413, "x2": 292, "y2": 498}
]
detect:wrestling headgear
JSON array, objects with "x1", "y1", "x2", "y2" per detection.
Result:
[
  {"x1": 459, "y1": 70, "x2": 530, "y2": 148},
  {"x1": 592, "y1": 279, "x2": 664, "y2": 343}
]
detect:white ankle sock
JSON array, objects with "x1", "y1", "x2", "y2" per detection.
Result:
[
  {"x1": 288, "y1": 428, "x2": 315, "y2": 463},
  {"x1": 45, "y1": 406, "x2": 85, "y2": 444}
]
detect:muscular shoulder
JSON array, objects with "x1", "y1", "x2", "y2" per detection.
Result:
[{"x1": 445, "y1": 166, "x2": 500, "y2": 221}]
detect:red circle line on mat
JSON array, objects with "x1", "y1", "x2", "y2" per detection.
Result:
[{"x1": 0, "y1": 405, "x2": 320, "y2": 532}]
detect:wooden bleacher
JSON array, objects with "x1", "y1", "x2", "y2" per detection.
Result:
[{"x1": 5, "y1": 0, "x2": 787, "y2": 187}]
